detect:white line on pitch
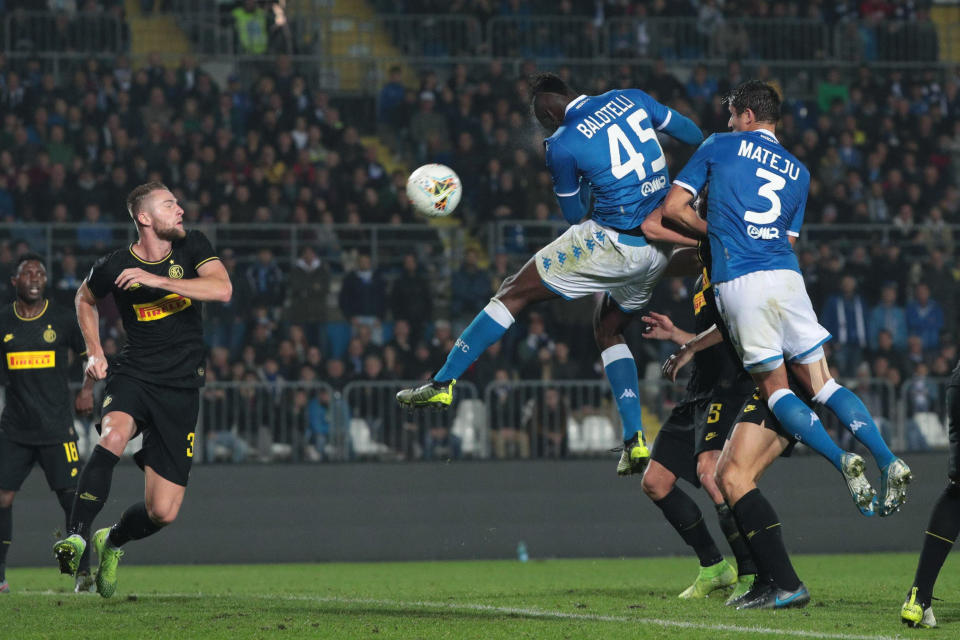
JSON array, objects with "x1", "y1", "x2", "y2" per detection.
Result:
[{"x1": 19, "y1": 590, "x2": 901, "y2": 640}]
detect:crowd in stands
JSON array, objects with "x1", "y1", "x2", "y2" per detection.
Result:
[{"x1": 0, "y1": 1, "x2": 957, "y2": 460}]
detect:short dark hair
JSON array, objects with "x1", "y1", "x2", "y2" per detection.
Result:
[
  {"x1": 126, "y1": 181, "x2": 169, "y2": 224},
  {"x1": 724, "y1": 80, "x2": 781, "y2": 124},
  {"x1": 15, "y1": 252, "x2": 45, "y2": 273},
  {"x1": 529, "y1": 72, "x2": 574, "y2": 98}
]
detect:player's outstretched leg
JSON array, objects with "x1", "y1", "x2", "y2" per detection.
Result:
[
  {"x1": 595, "y1": 296, "x2": 649, "y2": 475},
  {"x1": 54, "y1": 444, "x2": 120, "y2": 574},
  {"x1": 646, "y1": 484, "x2": 735, "y2": 598},
  {"x1": 766, "y1": 388, "x2": 877, "y2": 516},
  {"x1": 811, "y1": 379, "x2": 911, "y2": 516},
  {"x1": 56, "y1": 488, "x2": 93, "y2": 592}
]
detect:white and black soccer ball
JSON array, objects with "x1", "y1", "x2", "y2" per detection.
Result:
[{"x1": 406, "y1": 164, "x2": 462, "y2": 218}]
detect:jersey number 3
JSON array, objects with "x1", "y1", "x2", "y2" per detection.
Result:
[
  {"x1": 607, "y1": 109, "x2": 665, "y2": 182},
  {"x1": 744, "y1": 168, "x2": 786, "y2": 225}
]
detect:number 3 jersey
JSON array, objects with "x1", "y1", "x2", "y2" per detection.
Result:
[
  {"x1": 0, "y1": 300, "x2": 86, "y2": 444},
  {"x1": 673, "y1": 129, "x2": 810, "y2": 284},
  {"x1": 87, "y1": 230, "x2": 219, "y2": 389},
  {"x1": 545, "y1": 89, "x2": 701, "y2": 231}
]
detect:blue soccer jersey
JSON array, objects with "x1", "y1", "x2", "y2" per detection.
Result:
[
  {"x1": 545, "y1": 89, "x2": 702, "y2": 230},
  {"x1": 673, "y1": 129, "x2": 810, "y2": 283}
]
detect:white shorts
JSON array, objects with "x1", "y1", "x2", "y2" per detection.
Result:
[
  {"x1": 534, "y1": 219, "x2": 669, "y2": 312},
  {"x1": 713, "y1": 269, "x2": 832, "y2": 373}
]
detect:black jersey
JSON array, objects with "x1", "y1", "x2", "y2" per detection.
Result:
[
  {"x1": 686, "y1": 244, "x2": 755, "y2": 401},
  {"x1": 87, "y1": 230, "x2": 218, "y2": 388},
  {"x1": 0, "y1": 300, "x2": 85, "y2": 444}
]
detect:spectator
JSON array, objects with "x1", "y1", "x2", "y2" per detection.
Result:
[
  {"x1": 523, "y1": 387, "x2": 569, "y2": 459},
  {"x1": 449, "y1": 248, "x2": 492, "y2": 331},
  {"x1": 246, "y1": 247, "x2": 286, "y2": 309},
  {"x1": 868, "y1": 283, "x2": 908, "y2": 349},
  {"x1": 822, "y1": 275, "x2": 868, "y2": 376},
  {"x1": 388, "y1": 253, "x2": 432, "y2": 340},
  {"x1": 233, "y1": 0, "x2": 269, "y2": 55},
  {"x1": 339, "y1": 253, "x2": 387, "y2": 331},
  {"x1": 906, "y1": 283, "x2": 944, "y2": 351},
  {"x1": 285, "y1": 245, "x2": 330, "y2": 346}
]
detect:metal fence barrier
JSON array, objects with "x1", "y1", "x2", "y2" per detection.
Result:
[{"x1": 49, "y1": 374, "x2": 948, "y2": 466}]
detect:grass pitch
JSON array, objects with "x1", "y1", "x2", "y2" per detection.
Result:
[{"x1": 2, "y1": 553, "x2": 958, "y2": 639}]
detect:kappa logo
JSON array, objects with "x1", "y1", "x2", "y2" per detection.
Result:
[
  {"x1": 849, "y1": 419, "x2": 866, "y2": 433},
  {"x1": 133, "y1": 293, "x2": 192, "y2": 322},
  {"x1": 619, "y1": 388, "x2": 637, "y2": 399}
]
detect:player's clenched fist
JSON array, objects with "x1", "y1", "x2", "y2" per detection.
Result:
[{"x1": 85, "y1": 354, "x2": 108, "y2": 380}]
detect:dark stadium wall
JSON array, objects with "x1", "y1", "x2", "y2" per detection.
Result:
[{"x1": 10, "y1": 453, "x2": 942, "y2": 567}]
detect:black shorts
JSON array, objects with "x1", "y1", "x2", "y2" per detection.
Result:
[
  {"x1": 651, "y1": 393, "x2": 745, "y2": 487},
  {"x1": 946, "y1": 369, "x2": 960, "y2": 481},
  {"x1": 733, "y1": 389, "x2": 797, "y2": 457},
  {"x1": 99, "y1": 374, "x2": 199, "y2": 487},
  {"x1": 0, "y1": 431, "x2": 80, "y2": 492}
]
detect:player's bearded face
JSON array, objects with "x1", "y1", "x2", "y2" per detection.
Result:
[{"x1": 155, "y1": 217, "x2": 187, "y2": 241}]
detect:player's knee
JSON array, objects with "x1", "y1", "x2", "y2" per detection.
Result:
[
  {"x1": 98, "y1": 428, "x2": 131, "y2": 455},
  {"x1": 640, "y1": 467, "x2": 672, "y2": 500},
  {"x1": 715, "y1": 457, "x2": 742, "y2": 500},
  {"x1": 146, "y1": 502, "x2": 180, "y2": 527},
  {"x1": 0, "y1": 489, "x2": 15, "y2": 508}
]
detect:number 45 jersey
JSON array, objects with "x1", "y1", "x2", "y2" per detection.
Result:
[
  {"x1": 673, "y1": 129, "x2": 810, "y2": 284},
  {"x1": 545, "y1": 89, "x2": 698, "y2": 231}
]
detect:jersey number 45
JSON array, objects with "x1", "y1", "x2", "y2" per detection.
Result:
[{"x1": 607, "y1": 109, "x2": 665, "y2": 182}]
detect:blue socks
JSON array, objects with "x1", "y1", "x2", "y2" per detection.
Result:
[
  {"x1": 768, "y1": 390, "x2": 845, "y2": 471},
  {"x1": 602, "y1": 344, "x2": 643, "y2": 441},
  {"x1": 814, "y1": 379, "x2": 896, "y2": 469},
  {"x1": 435, "y1": 299, "x2": 514, "y2": 383}
]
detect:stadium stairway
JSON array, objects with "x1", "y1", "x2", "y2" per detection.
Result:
[
  {"x1": 932, "y1": 4, "x2": 960, "y2": 62},
  {"x1": 300, "y1": 0, "x2": 415, "y2": 91},
  {"x1": 124, "y1": 0, "x2": 191, "y2": 59}
]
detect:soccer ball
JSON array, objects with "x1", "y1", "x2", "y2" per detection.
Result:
[{"x1": 406, "y1": 164, "x2": 462, "y2": 217}]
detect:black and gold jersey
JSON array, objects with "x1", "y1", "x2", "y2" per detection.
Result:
[
  {"x1": 0, "y1": 300, "x2": 85, "y2": 444},
  {"x1": 87, "y1": 230, "x2": 218, "y2": 389},
  {"x1": 687, "y1": 259, "x2": 755, "y2": 402}
]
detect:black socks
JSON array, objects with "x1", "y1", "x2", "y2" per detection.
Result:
[
  {"x1": 716, "y1": 502, "x2": 757, "y2": 577},
  {"x1": 108, "y1": 502, "x2": 164, "y2": 548},
  {"x1": 732, "y1": 488, "x2": 801, "y2": 591},
  {"x1": 654, "y1": 487, "x2": 723, "y2": 567},
  {"x1": 68, "y1": 445, "x2": 119, "y2": 540}
]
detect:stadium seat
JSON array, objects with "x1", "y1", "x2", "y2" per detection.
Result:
[
  {"x1": 566, "y1": 416, "x2": 586, "y2": 454},
  {"x1": 451, "y1": 399, "x2": 488, "y2": 458},
  {"x1": 580, "y1": 415, "x2": 618, "y2": 453},
  {"x1": 349, "y1": 418, "x2": 390, "y2": 459}
]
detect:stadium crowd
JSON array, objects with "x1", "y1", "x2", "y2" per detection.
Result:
[{"x1": 0, "y1": 1, "x2": 957, "y2": 460}]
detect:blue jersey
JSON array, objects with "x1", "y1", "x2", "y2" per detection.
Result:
[
  {"x1": 673, "y1": 129, "x2": 810, "y2": 283},
  {"x1": 545, "y1": 89, "x2": 702, "y2": 230}
]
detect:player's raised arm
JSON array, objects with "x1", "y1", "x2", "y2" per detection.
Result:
[
  {"x1": 663, "y1": 134, "x2": 717, "y2": 237},
  {"x1": 640, "y1": 207, "x2": 700, "y2": 246},
  {"x1": 630, "y1": 89, "x2": 703, "y2": 146},
  {"x1": 75, "y1": 281, "x2": 107, "y2": 381},
  {"x1": 114, "y1": 259, "x2": 232, "y2": 303}
]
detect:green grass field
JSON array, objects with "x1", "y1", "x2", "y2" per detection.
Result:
[{"x1": 2, "y1": 553, "x2": 957, "y2": 639}]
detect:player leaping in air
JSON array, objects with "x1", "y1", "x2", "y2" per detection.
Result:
[
  {"x1": 661, "y1": 80, "x2": 911, "y2": 521},
  {"x1": 53, "y1": 182, "x2": 231, "y2": 598},
  {"x1": 397, "y1": 72, "x2": 703, "y2": 476}
]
